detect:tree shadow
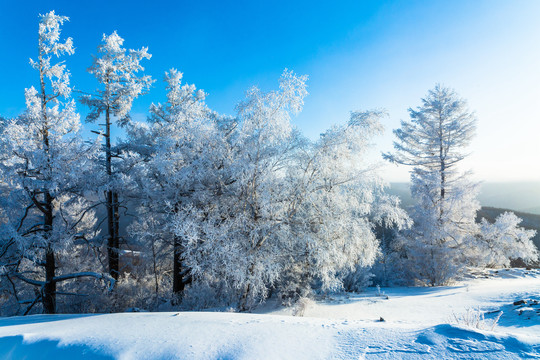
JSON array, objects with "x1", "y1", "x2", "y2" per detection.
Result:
[
  {"x1": 0, "y1": 313, "x2": 106, "y2": 327},
  {"x1": 0, "y1": 335, "x2": 113, "y2": 359}
]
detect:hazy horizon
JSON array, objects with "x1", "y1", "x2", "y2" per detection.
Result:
[{"x1": 388, "y1": 181, "x2": 540, "y2": 215}]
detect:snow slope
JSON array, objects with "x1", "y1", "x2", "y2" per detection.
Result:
[{"x1": 1, "y1": 269, "x2": 539, "y2": 359}]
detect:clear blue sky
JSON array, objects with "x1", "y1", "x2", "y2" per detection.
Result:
[{"x1": 1, "y1": 0, "x2": 539, "y2": 181}]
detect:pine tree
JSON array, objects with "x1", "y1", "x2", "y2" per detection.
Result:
[
  {"x1": 384, "y1": 85, "x2": 537, "y2": 284},
  {"x1": 0, "y1": 11, "x2": 112, "y2": 314},
  {"x1": 384, "y1": 85, "x2": 480, "y2": 284},
  {"x1": 80, "y1": 31, "x2": 153, "y2": 280}
]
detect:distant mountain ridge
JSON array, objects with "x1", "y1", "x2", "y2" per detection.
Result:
[
  {"x1": 477, "y1": 207, "x2": 540, "y2": 252},
  {"x1": 388, "y1": 182, "x2": 540, "y2": 215},
  {"x1": 387, "y1": 182, "x2": 540, "y2": 253},
  {"x1": 478, "y1": 182, "x2": 540, "y2": 215}
]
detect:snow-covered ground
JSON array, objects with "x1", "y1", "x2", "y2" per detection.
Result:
[{"x1": 1, "y1": 268, "x2": 539, "y2": 359}]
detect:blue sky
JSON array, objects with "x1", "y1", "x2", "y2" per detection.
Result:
[{"x1": 1, "y1": 0, "x2": 539, "y2": 181}]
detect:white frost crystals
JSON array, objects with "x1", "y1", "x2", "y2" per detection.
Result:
[
  {"x1": 479, "y1": 212, "x2": 538, "y2": 268},
  {"x1": 0, "y1": 11, "x2": 111, "y2": 316},
  {"x1": 127, "y1": 70, "x2": 409, "y2": 310},
  {"x1": 0, "y1": 10, "x2": 538, "y2": 316},
  {"x1": 383, "y1": 85, "x2": 538, "y2": 285},
  {"x1": 81, "y1": 30, "x2": 153, "y2": 124}
]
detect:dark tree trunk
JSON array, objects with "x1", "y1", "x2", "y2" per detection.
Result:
[
  {"x1": 43, "y1": 247, "x2": 56, "y2": 314},
  {"x1": 239, "y1": 263, "x2": 256, "y2": 312},
  {"x1": 39, "y1": 60, "x2": 56, "y2": 313},
  {"x1": 172, "y1": 236, "x2": 190, "y2": 295},
  {"x1": 105, "y1": 105, "x2": 120, "y2": 280},
  {"x1": 106, "y1": 190, "x2": 119, "y2": 280},
  {"x1": 439, "y1": 116, "x2": 446, "y2": 220},
  {"x1": 440, "y1": 158, "x2": 446, "y2": 219},
  {"x1": 172, "y1": 237, "x2": 182, "y2": 294},
  {"x1": 42, "y1": 192, "x2": 56, "y2": 314}
]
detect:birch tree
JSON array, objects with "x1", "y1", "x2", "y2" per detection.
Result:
[
  {"x1": 172, "y1": 71, "x2": 408, "y2": 309},
  {"x1": 287, "y1": 111, "x2": 410, "y2": 296}
]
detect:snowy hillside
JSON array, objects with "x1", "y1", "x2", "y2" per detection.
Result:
[{"x1": 1, "y1": 269, "x2": 539, "y2": 359}]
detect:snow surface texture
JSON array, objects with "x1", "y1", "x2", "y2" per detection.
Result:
[{"x1": 1, "y1": 269, "x2": 539, "y2": 359}]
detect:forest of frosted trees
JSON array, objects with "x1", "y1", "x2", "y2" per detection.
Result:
[{"x1": 0, "y1": 12, "x2": 537, "y2": 315}]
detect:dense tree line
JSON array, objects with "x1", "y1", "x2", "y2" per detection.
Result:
[{"x1": 0, "y1": 12, "x2": 537, "y2": 315}]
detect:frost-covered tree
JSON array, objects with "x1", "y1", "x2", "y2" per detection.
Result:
[
  {"x1": 288, "y1": 111, "x2": 410, "y2": 295},
  {"x1": 384, "y1": 85, "x2": 537, "y2": 285},
  {"x1": 478, "y1": 212, "x2": 538, "y2": 267},
  {"x1": 383, "y1": 85, "x2": 480, "y2": 284},
  {"x1": 127, "y1": 68, "x2": 222, "y2": 299},
  {"x1": 171, "y1": 71, "x2": 408, "y2": 310},
  {"x1": 214, "y1": 70, "x2": 309, "y2": 309},
  {"x1": 80, "y1": 31, "x2": 153, "y2": 280},
  {"x1": 0, "y1": 12, "x2": 112, "y2": 314}
]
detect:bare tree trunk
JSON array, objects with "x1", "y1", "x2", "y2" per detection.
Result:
[
  {"x1": 172, "y1": 202, "x2": 191, "y2": 298},
  {"x1": 42, "y1": 192, "x2": 56, "y2": 314},
  {"x1": 239, "y1": 263, "x2": 256, "y2": 312},
  {"x1": 239, "y1": 283, "x2": 252, "y2": 312},
  {"x1": 105, "y1": 106, "x2": 120, "y2": 280},
  {"x1": 172, "y1": 236, "x2": 191, "y2": 297},
  {"x1": 43, "y1": 247, "x2": 56, "y2": 314},
  {"x1": 151, "y1": 237, "x2": 159, "y2": 295},
  {"x1": 172, "y1": 236, "x2": 183, "y2": 294},
  {"x1": 39, "y1": 54, "x2": 56, "y2": 314},
  {"x1": 113, "y1": 191, "x2": 120, "y2": 259},
  {"x1": 438, "y1": 115, "x2": 446, "y2": 221}
]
